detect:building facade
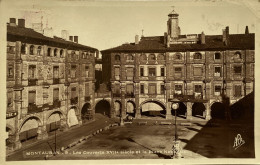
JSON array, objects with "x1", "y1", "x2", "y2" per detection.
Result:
[
  {"x1": 6, "y1": 18, "x2": 98, "y2": 151},
  {"x1": 101, "y1": 10, "x2": 255, "y2": 120}
]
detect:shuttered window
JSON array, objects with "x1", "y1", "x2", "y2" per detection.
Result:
[
  {"x1": 85, "y1": 83, "x2": 90, "y2": 96},
  {"x1": 149, "y1": 68, "x2": 156, "y2": 77},
  {"x1": 28, "y1": 65, "x2": 36, "y2": 79},
  {"x1": 140, "y1": 67, "x2": 144, "y2": 76},
  {"x1": 161, "y1": 67, "x2": 165, "y2": 76},
  {"x1": 115, "y1": 67, "x2": 120, "y2": 76},
  {"x1": 148, "y1": 84, "x2": 156, "y2": 95},
  {"x1": 194, "y1": 67, "x2": 202, "y2": 76},
  {"x1": 126, "y1": 68, "x2": 134, "y2": 77},
  {"x1": 53, "y1": 66, "x2": 59, "y2": 78},
  {"x1": 71, "y1": 87, "x2": 76, "y2": 98},
  {"x1": 115, "y1": 84, "x2": 120, "y2": 93},
  {"x1": 234, "y1": 85, "x2": 242, "y2": 97},
  {"x1": 28, "y1": 91, "x2": 36, "y2": 104},
  {"x1": 195, "y1": 85, "x2": 202, "y2": 93},
  {"x1": 140, "y1": 84, "x2": 144, "y2": 94},
  {"x1": 160, "y1": 84, "x2": 165, "y2": 94},
  {"x1": 85, "y1": 65, "x2": 89, "y2": 77},
  {"x1": 234, "y1": 66, "x2": 242, "y2": 74},
  {"x1": 71, "y1": 65, "x2": 76, "y2": 78},
  {"x1": 126, "y1": 84, "x2": 134, "y2": 94},
  {"x1": 53, "y1": 88, "x2": 59, "y2": 101}
]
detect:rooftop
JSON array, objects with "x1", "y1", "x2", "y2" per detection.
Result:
[
  {"x1": 101, "y1": 33, "x2": 254, "y2": 53},
  {"x1": 7, "y1": 25, "x2": 98, "y2": 52}
]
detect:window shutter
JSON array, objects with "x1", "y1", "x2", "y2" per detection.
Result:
[{"x1": 28, "y1": 91, "x2": 36, "y2": 103}]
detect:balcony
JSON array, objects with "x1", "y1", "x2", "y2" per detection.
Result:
[
  {"x1": 70, "y1": 97, "x2": 78, "y2": 105},
  {"x1": 113, "y1": 93, "x2": 121, "y2": 98},
  {"x1": 28, "y1": 79, "x2": 37, "y2": 86},
  {"x1": 28, "y1": 103, "x2": 42, "y2": 114},
  {"x1": 53, "y1": 78, "x2": 60, "y2": 84},
  {"x1": 53, "y1": 99, "x2": 61, "y2": 108},
  {"x1": 125, "y1": 92, "x2": 135, "y2": 98}
]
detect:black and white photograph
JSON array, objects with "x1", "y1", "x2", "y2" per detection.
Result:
[{"x1": 0, "y1": 0, "x2": 259, "y2": 164}]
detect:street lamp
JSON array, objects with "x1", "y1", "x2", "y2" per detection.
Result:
[{"x1": 170, "y1": 100, "x2": 182, "y2": 159}]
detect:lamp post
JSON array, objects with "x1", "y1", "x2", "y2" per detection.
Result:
[{"x1": 170, "y1": 100, "x2": 182, "y2": 159}]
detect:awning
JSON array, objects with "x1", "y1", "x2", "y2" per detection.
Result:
[
  {"x1": 142, "y1": 102, "x2": 164, "y2": 112},
  {"x1": 127, "y1": 102, "x2": 134, "y2": 113},
  {"x1": 67, "y1": 108, "x2": 79, "y2": 127},
  {"x1": 20, "y1": 118, "x2": 39, "y2": 132},
  {"x1": 47, "y1": 113, "x2": 61, "y2": 124}
]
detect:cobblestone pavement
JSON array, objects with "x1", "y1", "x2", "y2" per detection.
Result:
[{"x1": 50, "y1": 119, "x2": 254, "y2": 160}]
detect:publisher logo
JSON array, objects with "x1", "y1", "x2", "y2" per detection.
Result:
[{"x1": 233, "y1": 134, "x2": 245, "y2": 150}]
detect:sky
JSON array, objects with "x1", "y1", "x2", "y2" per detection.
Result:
[{"x1": 1, "y1": 0, "x2": 259, "y2": 51}]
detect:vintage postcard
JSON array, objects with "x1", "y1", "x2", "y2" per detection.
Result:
[{"x1": 0, "y1": 0, "x2": 259, "y2": 164}]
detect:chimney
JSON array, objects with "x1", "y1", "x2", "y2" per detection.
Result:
[
  {"x1": 164, "y1": 32, "x2": 167, "y2": 45},
  {"x1": 9, "y1": 18, "x2": 16, "y2": 26},
  {"x1": 18, "y1": 19, "x2": 25, "y2": 28},
  {"x1": 43, "y1": 27, "x2": 53, "y2": 38},
  {"x1": 61, "y1": 30, "x2": 69, "y2": 40},
  {"x1": 135, "y1": 35, "x2": 139, "y2": 45},
  {"x1": 69, "y1": 36, "x2": 73, "y2": 41},
  {"x1": 74, "y1": 36, "x2": 78, "y2": 43},
  {"x1": 245, "y1": 26, "x2": 249, "y2": 34},
  {"x1": 222, "y1": 29, "x2": 226, "y2": 42},
  {"x1": 225, "y1": 26, "x2": 229, "y2": 45},
  {"x1": 167, "y1": 35, "x2": 170, "y2": 48},
  {"x1": 201, "y1": 31, "x2": 205, "y2": 44}
]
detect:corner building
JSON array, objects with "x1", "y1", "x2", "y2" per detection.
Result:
[
  {"x1": 101, "y1": 10, "x2": 255, "y2": 120},
  {"x1": 6, "y1": 18, "x2": 98, "y2": 151}
]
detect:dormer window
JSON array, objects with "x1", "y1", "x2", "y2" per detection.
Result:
[
  {"x1": 29, "y1": 45, "x2": 34, "y2": 55},
  {"x1": 194, "y1": 52, "x2": 202, "y2": 59},
  {"x1": 115, "y1": 55, "x2": 120, "y2": 61}
]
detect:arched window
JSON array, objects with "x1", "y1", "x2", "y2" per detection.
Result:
[
  {"x1": 60, "y1": 49, "x2": 63, "y2": 57},
  {"x1": 194, "y1": 52, "x2": 202, "y2": 59},
  {"x1": 82, "y1": 52, "x2": 86, "y2": 59},
  {"x1": 140, "y1": 54, "x2": 147, "y2": 61},
  {"x1": 47, "y1": 48, "x2": 51, "y2": 56},
  {"x1": 21, "y1": 43, "x2": 26, "y2": 54},
  {"x1": 71, "y1": 51, "x2": 75, "y2": 58},
  {"x1": 127, "y1": 54, "x2": 134, "y2": 60},
  {"x1": 234, "y1": 51, "x2": 242, "y2": 59},
  {"x1": 29, "y1": 45, "x2": 34, "y2": 55},
  {"x1": 149, "y1": 54, "x2": 156, "y2": 60},
  {"x1": 54, "y1": 48, "x2": 58, "y2": 57},
  {"x1": 37, "y1": 46, "x2": 41, "y2": 55},
  {"x1": 175, "y1": 53, "x2": 182, "y2": 60},
  {"x1": 157, "y1": 53, "x2": 165, "y2": 60},
  {"x1": 115, "y1": 55, "x2": 120, "y2": 61},
  {"x1": 86, "y1": 52, "x2": 90, "y2": 59}
]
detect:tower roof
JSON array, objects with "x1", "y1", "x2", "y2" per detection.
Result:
[{"x1": 168, "y1": 9, "x2": 179, "y2": 17}]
